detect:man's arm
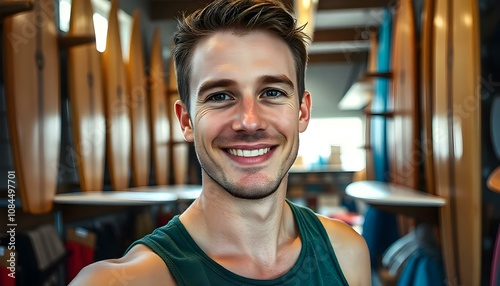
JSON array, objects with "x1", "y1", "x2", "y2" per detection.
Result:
[
  {"x1": 317, "y1": 215, "x2": 371, "y2": 286},
  {"x1": 69, "y1": 244, "x2": 177, "y2": 286}
]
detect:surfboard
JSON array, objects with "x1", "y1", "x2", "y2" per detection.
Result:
[
  {"x1": 127, "y1": 10, "x2": 150, "y2": 187},
  {"x1": 433, "y1": 0, "x2": 481, "y2": 284},
  {"x1": 67, "y1": 0, "x2": 105, "y2": 192},
  {"x1": 370, "y1": 8, "x2": 392, "y2": 183},
  {"x1": 102, "y1": 0, "x2": 131, "y2": 190},
  {"x1": 388, "y1": 0, "x2": 418, "y2": 190},
  {"x1": 3, "y1": 0, "x2": 60, "y2": 214},
  {"x1": 149, "y1": 28, "x2": 170, "y2": 185},
  {"x1": 420, "y1": 0, "x2": 436, "y2": 196},
  {"x1": 432, "y1": 1, "x2": 456, "y2": 282},
  {"x1": 168, "y1": 56, "x2": 188, "y2": 185},
  {"x1": 448, "y1": 0, "x2": 481, "y2": 283}
]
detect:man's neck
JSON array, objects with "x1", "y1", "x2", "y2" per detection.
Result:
[{"x1": 179, "y1": 176, "x2": 300, "y2": 277}]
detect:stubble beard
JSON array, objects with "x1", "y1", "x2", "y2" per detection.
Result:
[
  {"x1": 196, "y1": 131, "x2": 300, "y2": 200},
  {"x1": 202, "y1": 165, "x2": 285, "y2": 200}
]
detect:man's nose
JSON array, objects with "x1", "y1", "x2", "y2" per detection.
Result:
[{"x1": 232, "y1": 97, "x2": 268, "y2": 133}]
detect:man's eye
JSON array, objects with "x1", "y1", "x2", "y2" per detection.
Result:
[
  {"x1": 208, "y1": 93, "x2": 232, "y2": 101},
  {"x1": 263, "y1": 89, "x2": 285, "y2": 98}
]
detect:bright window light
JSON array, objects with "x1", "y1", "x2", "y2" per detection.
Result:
[
  {"x1": 59, "y1": 0, "x2": 72, "y2": 32},
  {"x1": 93, "y1": 13, "x2": 108, "y2": 53},
  {"x1": 297, "y1": 117, "x2": 365, "y2": 171},
  {"x1": 58, "y1": 0, "x2": 132, "y2": 56}
]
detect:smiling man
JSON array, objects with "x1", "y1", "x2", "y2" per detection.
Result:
[{"x1": 70, "y1": 0, "x2": 370, "y2": 285}]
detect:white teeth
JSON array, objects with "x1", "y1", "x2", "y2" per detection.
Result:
[{"x1": 228, "y1": 148, "x2": 270, "y2": 157}]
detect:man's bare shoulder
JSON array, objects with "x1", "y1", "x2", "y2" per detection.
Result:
[
  {"x1": 69, "y1": 244, "x2": 177, "y2": 286},
  {"x1": 316, "y1": 214, "x2": 371, "y2": 286}
]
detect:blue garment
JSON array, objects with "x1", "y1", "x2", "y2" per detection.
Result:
[
  {"x1": 362, "y1": 206, "x2": 400, "y2": 268},
  {"x1": 397, "y1": 248, "x2": 446, "y2": 286},
  {"x1": 127, "y1": 200, "x2": 349, "y2": 285}
]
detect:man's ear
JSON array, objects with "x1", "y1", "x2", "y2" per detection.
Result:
[
  {"x1": 299, "y1": 91, "x2": 312, "y2": 132},
  {"x1": 174, "y1": 100, "x2": 194, "y2": 142}
]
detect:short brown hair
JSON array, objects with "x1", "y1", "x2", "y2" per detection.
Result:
[{"x1": 173, "y1": 0, "x2": 310, "y2": 112}]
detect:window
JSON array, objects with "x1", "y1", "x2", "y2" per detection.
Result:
[
  {"x1": 59, "y1": 0, "x2": 132, "y2": 57},
  {"x1": 297, "y1": 117, "x2": 365, "y2": 170}
]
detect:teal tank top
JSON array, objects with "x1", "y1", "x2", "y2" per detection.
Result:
[{"x1": 127, "y1": 200, "x2": 349, "y2": 285}]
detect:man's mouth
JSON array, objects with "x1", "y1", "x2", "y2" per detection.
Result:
[{"x1": 227, "y1": 148, "x2": 271, "y2": 157}]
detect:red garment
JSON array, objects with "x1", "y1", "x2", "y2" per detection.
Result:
[
  {"x1": 65, "y1": 241, "x2": 95, "y2": 283},
  {"x1": 0, "y1": 266, "x2": 15, "y2": 286}
]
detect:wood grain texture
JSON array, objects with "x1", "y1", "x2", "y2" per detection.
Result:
[
  {"x1": 3, "y1": 0, "x2": 60, "y2": 213},
  {"x1": 420, "y1": 0, "x2": 436, "y2": 196},
  {"x1": 433, "y1": 0, "x2": 481, "y2": 284},
  {"x1": 149, "y1": 28, "x2": 170, "y2": 185},
  {"x1": 450, "y1": 0, "x2": 481, "y2": 283},
  {"x1": 388, "y1": 0, "x2": 419, "y2": 190},
  {"x1": 67, "y1": 0, "x2": 105, "y2": 192},
  {"x1": 127, "y1": 10, "x2": 150, "y2": 187},
  {"x1": 102, "y1": 0, "x2": 131, "y2": 190}
]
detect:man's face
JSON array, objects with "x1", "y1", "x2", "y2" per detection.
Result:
[{"x1": 176, "y1": 30, "x2": 311, "y2": 199}]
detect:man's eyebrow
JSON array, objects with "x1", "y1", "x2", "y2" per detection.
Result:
[
  {"x1": 258, "y1": 74, "x2": 295, "y2": 89},
  {"x1": 196, "y1": 75, "x2": 295, "y2": 96},
  {"x1": 197, "y1": 79, "x2": 237, "y2": 96}
]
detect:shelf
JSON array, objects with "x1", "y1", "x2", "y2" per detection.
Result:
[
  {"x1": 338, "y1": 72, "x2": 393, "y2": 110},
  {"x1": 124, "y1": 185, "x2": 202, "y2": 200},
  {"x1": 338, "y1": 80, "x2": 373, "y2": 110},
  {"x1": 0, "y1": 1, "x2": 33, "y2": 19},
  {"x1": 345, "y1": 181, "x2": 445, "y2": 222},
  {"x1": 346, "y1": 180, "x2": 445, "y2": 207},
  {"x1": 58, "y1": 35, "x2": 96, "y2": 49},
  {"x1": 289, "y1": 165, "x2": 359, "y2": 174},
  {"x1": 364, "y1": 72, "x2": 393, "y2": 79},
  {"x1": 365, "y1": 111, "x2": 394, "y2": 117},
  {"x1": 54, "y1": 185, "x2": 201, "y2": 206}
]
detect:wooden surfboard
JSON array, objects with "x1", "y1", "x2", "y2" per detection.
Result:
[
  {"x1": 420, "y1": 0, "x2": 436, "y2": 196},
  {"x1": 102, "y1": 0, "x2": 131, "y2": 190},
  {"x1": 127, "y1": 10, "x2": 150, "y2": 187},
  {"x1": 67, "y1": 0, "x2": 105, "y2": 192},
  {"x1": 149, "y1": 28, "x2": 170, "y2": 185},
  {"x1": 433, "y1": 0, "x2": 481, "y2": 284},
  {"x1": 449, "y1": 0, "x2": 481, "y2": 283},
  {"x1": 3, "y1": 0, "x2": 60, "y2": 214},
  {"x1": 168, "y1": 56, "x2": 188, "y2": 185},
  {"x1": 432, "y1": 0, "x2": 456, "y2": 281},
  {"x1": 370, "y1": 8, "x2": 392, "y2": 183},
  {"x1": 388, "y1": 0, "x2": 418, "y2": 190}
]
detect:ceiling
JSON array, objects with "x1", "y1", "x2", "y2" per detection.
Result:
[{"x1": 147, "y1": 0, "x2": 392, "y2": 65}]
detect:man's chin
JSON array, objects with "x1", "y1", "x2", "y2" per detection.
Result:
[{"x1": 223, "y1": 187, "x2": 278, "y2": 200}]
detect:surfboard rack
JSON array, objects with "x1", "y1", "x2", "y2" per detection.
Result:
[
  {"x1": 364, "y1": 72, "x2": 393, "y2": 79},
  {"x1": 365, "y1": 111, "x2": 394, "y2": 118},
  {"x1": 58, "y1": 35, "x2": 96, "y2": 49},
  {"x1": 0, "y1": 0, "x2": 33, "y2": 18},
  {"x1": 345, "y1": 180, "x2": 446, "y2": 222}
]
